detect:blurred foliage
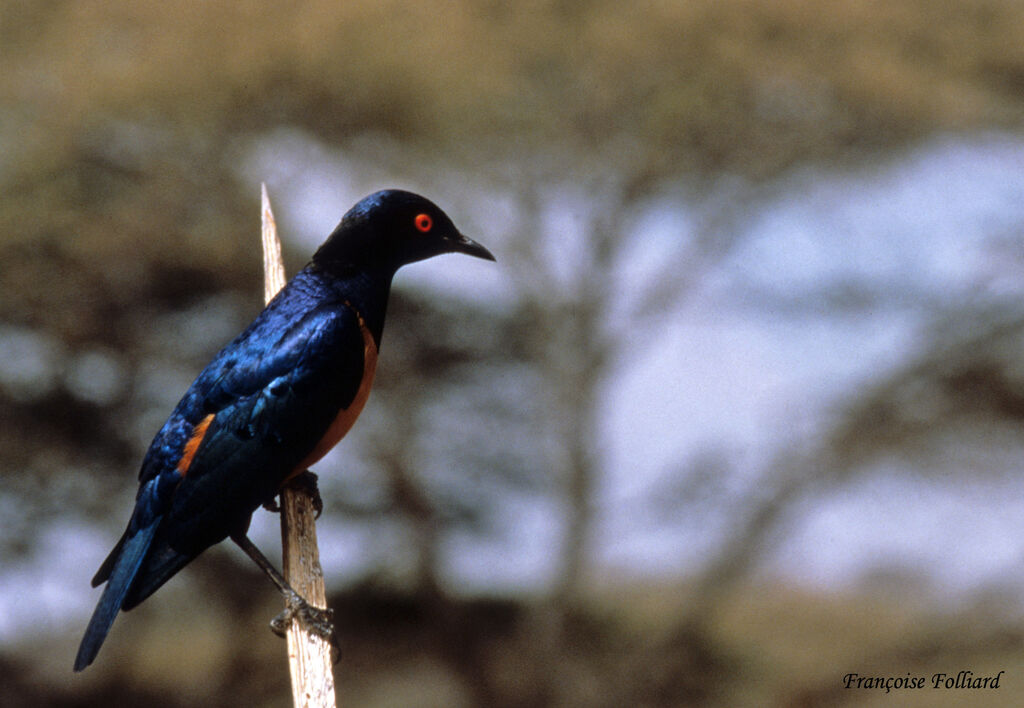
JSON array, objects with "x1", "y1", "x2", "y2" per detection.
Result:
[
  {"x1": 5, "y1": 0, "x2": 1024, "y2": 164},
  {"x1": 829, "y1": 305, "x2": 1024, "y2": 467},
  {"x1": 3, "y1": 0, "x2": 1024, "y2": 706},
  {"x1": 4, "y1": 0, "x2": 1024, "y2": 340},
  {"x1": 9, "y1": 578, "x2": 1024, "y2": 707}
]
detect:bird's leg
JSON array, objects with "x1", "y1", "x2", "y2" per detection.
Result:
[
  {"x1": 230, "y1": 533, "x2": 337, "y2": 650},
  {"x1": 260, "y1": 470, "x2": 323, "y2": 518}
]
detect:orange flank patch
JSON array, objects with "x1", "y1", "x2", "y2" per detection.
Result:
[
  {"x1": 176, "y1": 413, "x2": 215, "y2": 476},
  {"x1": 290, "y1": 304, "x2": 378, "y2": 477}
]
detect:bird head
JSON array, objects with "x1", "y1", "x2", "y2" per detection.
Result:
[{"x1": 313, "y1": 190, "x2": 495, "y2": 274}]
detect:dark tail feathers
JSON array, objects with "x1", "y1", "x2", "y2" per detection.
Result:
[{"x1": 73, "y1": 518, "x2": 160, "y2": 671}]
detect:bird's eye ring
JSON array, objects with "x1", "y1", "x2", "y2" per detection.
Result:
[{"x1": 414, "y1": 213, "x2": 433, "y2": 233}]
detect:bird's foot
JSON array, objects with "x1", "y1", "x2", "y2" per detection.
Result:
[
  {"x1": 270, "y1": 590, "x2": 340, "y2": 662},
  {"x1": 261, "y1": 471, "x2": 323, "y2": 518},
  {"x1": 270, "y1": 590, "x2": 334, "y2": 638},
  {"x1": 288, "y1": 470, "x2": 324, "y2": 519}
]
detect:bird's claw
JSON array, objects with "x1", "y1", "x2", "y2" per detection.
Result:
[
  {"x1": 262, "y1": 471, "x2": 323, "y2": 518},
  {"x1": 288, "y1": 470, "x2": 324, "y2": 519},
  {"x1": 270, "y1": 590, "x2": 340, "y2": 662}
]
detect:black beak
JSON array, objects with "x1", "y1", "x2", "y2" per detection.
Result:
[{"x1": 449, "y1": 232, "x2": 496, "y2": 261}]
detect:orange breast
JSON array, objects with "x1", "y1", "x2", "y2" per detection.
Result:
[{"x1": 290, "y1": 307, "x2": 378, "y2": 476}]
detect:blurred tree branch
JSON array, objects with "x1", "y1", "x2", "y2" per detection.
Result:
[{"x1": 673, "y1": 302, "x2": 1024, "y2": 628}]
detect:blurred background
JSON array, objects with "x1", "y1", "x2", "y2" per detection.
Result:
[{"x1": 3, "y1": 1, "x2": 1024, "y2": 706}]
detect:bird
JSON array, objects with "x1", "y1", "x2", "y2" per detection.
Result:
[{"x1": 73, "y1": 189, "x2": 495, "y2": 671}]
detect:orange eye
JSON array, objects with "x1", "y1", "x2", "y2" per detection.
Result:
[{"x1": 414, "y1": 213, "x2": 433, "y2": 233}]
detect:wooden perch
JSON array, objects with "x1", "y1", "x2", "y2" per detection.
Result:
[{"x1": 261, "y1": 184, "x2": 338, "y2": 708}]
